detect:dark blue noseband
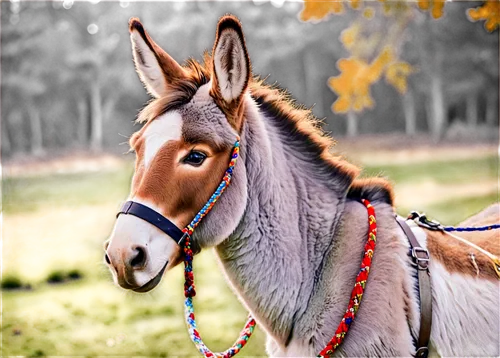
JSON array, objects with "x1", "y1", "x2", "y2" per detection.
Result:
[{"x1": 117, "y1": 201, "x2": 185, "y2": 244}]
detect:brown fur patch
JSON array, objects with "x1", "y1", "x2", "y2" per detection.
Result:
[
  {"x1": 131, "y1": 139, "x2": 231, "y2": 228},
  {"x1": 425, "y1": 204, "x2": 500, "y2": 281}
]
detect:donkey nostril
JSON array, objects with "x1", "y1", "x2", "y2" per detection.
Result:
[
  {"x1": 104, "y1": 253, "x2": 111, "y2": 265},
  {"x1": 130, "y1": 246, "x2": 147, "y2": 268}
]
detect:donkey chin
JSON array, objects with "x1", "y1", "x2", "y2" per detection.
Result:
[{"x1": 105, "y1": 214, "x2": 183, "y2": 293}]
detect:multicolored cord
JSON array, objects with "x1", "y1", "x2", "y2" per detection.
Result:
[
  {"x1": 182, "y1": 137, "x2": 257, "y2": 357},
  {"x1": 183, "y1": 137, "x2": 240, "y2": 237},
  {"x1": 317, "y1": 199, "x2": 377, "y2": 357}
]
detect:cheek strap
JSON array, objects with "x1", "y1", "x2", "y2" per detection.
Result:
[{"x1": 117, "y1": 201, "x2": 185, "y2": 244}]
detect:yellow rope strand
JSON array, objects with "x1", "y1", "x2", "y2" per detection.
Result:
[{"x1": 469, "y1": 253, "x2": 480, "y2": 277}]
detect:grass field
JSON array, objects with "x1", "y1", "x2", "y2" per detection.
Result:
[{"x1": 2, "y1": 148, "x2": 498, "y2": 357}]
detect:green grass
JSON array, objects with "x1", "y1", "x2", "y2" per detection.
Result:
[
  {"x1": 405, "y1": 192, "x2": 499, "y2": 226},
  {"x1": 2, "y1": 254, "x2": 268, "y2": 357},
  {"x1": 2, "y1": 165, "x2": 134, "y2": 215},
  {"x1": 2, "y1": 151, "x2": 498, "y2": 357},
  {"x1": 361, "y1": 155, "x2": 498, "y2": 185},
  {"x1": 3, "y1": 156, "x2": 497, "y2": 216}
]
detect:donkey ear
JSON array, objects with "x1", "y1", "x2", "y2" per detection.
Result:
[
  {"x1": 211, "y1": 16, "x2": 251, "y2": 104},
  {"x1": 129, "y1": 18, "x2": 187, "y2": 98}
]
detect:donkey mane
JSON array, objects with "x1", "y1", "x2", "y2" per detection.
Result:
[{"x1": 135, "y1": 55, "x2": 397, "y2": 204}]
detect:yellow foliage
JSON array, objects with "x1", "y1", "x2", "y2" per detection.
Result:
[
  {"x1": 431, "y1": 0, "x2": 445, "y2": 19},
  {"x1": 340, "y1": 22, "x2": 360, "y2": 51},
  {"x1": 417, "y1": 0, "x2": 430, "y2": 11},
  {"x1": 329, "y1": 47, "x2": 415, "y2": 112},
  {"x1": 299, "y1": 0, "x2": 500, "y2": 113},
  {"x1": 362, "y1": 6, "x2": 375, "y2": 20},
  {"x1": 468, "y1": 0, "x2": 500, "y2": 32},
  {"x1": 385, "y1": 61, "x2": 417, "y2": 95},
  {"x1": 299, "y1": 0, "x2": 345, "y2": 22},
  {"x1": 349, "y1": 0, "x2": 362, "y2": 10}
]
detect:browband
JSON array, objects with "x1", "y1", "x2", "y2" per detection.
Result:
[{"x1": 117, "y1": 201, "x2": 185, "y2": 244}]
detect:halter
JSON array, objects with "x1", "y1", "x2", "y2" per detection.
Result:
[
  {"x1": 117, "y1": 136, "x2": 257, "y2": 357},
  {"x1": 116, "y1": 135, "x2": 379, "y2": 358}
]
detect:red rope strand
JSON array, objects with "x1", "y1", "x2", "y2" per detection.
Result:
[{"x1": 317, "y1": 199, "x2": 377, "y2": 357}]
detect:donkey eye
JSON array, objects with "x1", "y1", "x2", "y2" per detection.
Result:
[{"x1": 183, "y1": 151, "x2": 207, "y2": 166}]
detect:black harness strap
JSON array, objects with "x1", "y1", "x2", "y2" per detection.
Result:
[
  {"x1": 396, "y1": 216, "x2": 433, "y2": 358},
  {"x1": 117, "y1": 201, "x2": 185, "y2": 244}
]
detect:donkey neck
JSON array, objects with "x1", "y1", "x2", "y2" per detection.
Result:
[{"x1": 215, "y1": 96, "x2": 355, "y2": 345}]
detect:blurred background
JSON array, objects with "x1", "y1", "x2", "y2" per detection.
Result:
[{"x1": 1, "y1": 1, "x2": 498, "y2": 357}]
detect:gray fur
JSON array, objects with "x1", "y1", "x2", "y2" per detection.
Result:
[
  {"x1": 203, "y1": 95, "x2": 417, "y2": 356},
  {"x1": 178, "y1": 85, "x2": 499, "y2": 357}
]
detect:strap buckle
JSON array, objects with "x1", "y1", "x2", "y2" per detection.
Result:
[
  {"x1": 411, "y1": 247, "x2": 430, "y2": 270},
  {"x1": 415, "y1": 346, "x2": 429, "y2": 358}
]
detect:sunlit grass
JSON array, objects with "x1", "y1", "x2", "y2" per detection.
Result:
[
  {"x1": 3, "y1": 203, "x2": 119, "y2": 283},
  {"x1": 405, "y1": 192, "x2": 499, "y2": 226},
  {"x1": 2, "y1": 151, "x2": 498, "y2": 357},
  {"x1": 3, "y1": 155, "x2": 496, "y2": 215},
  {"x1": 2, "y1": 253, "x2": 268, "y2": 357},
  {"x1": 2, "y1": 164, "x2": 134, "y2": 215},
  {"x1": 361, "y1": 155, "x2": 497, "y2": 185}
]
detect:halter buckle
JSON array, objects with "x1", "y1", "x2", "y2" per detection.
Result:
[
  {"x1": 415, "y1": 346, "x2": 429, "y2": 358},
  {"x1": 411, "y1": 247, "x2": 430, "y2": 270}
]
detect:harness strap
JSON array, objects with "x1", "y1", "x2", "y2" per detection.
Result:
[{"x1": 396, "y1": 216, "x2": 432, "y2": 358}]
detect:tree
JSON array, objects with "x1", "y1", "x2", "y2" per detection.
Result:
[{"x1": 299, "y1": 0, "x2": 500, "y2": 113}]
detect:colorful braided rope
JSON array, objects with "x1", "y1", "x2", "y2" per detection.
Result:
[
  {"x1": 182, "y1": 137, "x2": 257, "y2": 358},
  {"x1": 183, "y1": 138, "x2": 240, "y2": 237},
  {"x1": 181, "y1": 136, "x2": 377, "y2": 357},
  {"x1": 317, "y1": 199, "x2": 377, "y2": 357}
]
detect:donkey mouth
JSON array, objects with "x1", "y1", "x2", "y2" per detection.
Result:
[{"x1": 132, "y1": 261, "x2": 168, "y2": 293}]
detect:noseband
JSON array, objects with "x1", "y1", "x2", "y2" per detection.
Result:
[
  {"x1": 117, "y1": 136, "x2": 241, "y2": 247},
  {"x1": 117, "y1": 201, "x2": 185, "y2": 243}
]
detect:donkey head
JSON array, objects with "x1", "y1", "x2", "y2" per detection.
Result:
[{"x1": 104, "y1": 15, "x2": 250, "y2": 292}]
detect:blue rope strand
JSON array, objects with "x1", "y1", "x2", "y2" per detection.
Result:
[{"x1": 443, "y1": 224, "x2": 500, "y2": 232}]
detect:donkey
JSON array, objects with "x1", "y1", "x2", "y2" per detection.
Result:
[{"x1": 104, "y1": 15, "x2": 500, "y2": 357}]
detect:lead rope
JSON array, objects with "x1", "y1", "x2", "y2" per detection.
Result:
[
  {"x1": 182, "y1": 137, "x2": 257, "y2": 358},
  {"x1": 181, "y1": 148, "x2": 377, "y2": 358}
]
